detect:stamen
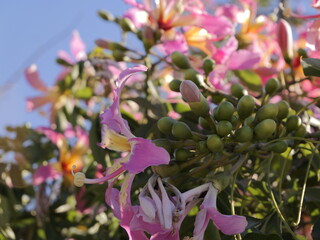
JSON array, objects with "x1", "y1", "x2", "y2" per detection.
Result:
[{"x1": 71, "y1": 165, "x2": 125, "y2": 187}]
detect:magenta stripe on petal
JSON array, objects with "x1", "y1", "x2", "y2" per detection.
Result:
[{"x1": 122, "y1": 138, "x2": 170, "y2": 173}]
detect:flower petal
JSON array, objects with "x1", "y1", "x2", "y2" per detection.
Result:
[
  {"x1": 208, "y1": 208, "x2": 248, "y2": 235},
  {"x1": 100, "y1": 65, "x2": 148, "y2": 137},
  {"x1": 33, "y1": 165, "x2": 61, "y2": 185},
  {"x1": 122, "y1": 138, "x2": 170, "y2": 173},
  {"x1": 70, "y1": 30, "x2": 86, "y2": 61},
  {"x1": 25, "y1": 64, "x2": 48, "y2": 92}
]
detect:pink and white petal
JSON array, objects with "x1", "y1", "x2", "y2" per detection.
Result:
[
  {"x1": 159, "y1": 32, "x2": 188, "y2": 55},
  {"x1": 214, "y1": 36, "x2": 238, "y2": 64},
  {"x1": 193, "y1": 208, "x2": 210, "y2": 239},
  {"x1": 26, "y1": 95, "x2": 55, "y2": 111},
  {"x1": 100, "y1": 65, "x2": 147, "y2": 137},
  {"x1": 57, "y1": 50, "x2": 73, "y2": 65},
  {"x1": 122, "y1": 138, "x2": 170, "y2": 174},
  {"x1": 70, "y1": 30, "x2": 87, "y2": 61},
  {"x1": 208, "y1": 208, "x2": 248, "y2": 235},
  {"x1": 36, "y1": 127, "x2": 66, "y2": 148},
  {"x1": 123, "y1": 8, "x2": 148, "y2": 29},
  {"x1": 33, "y1": 165, "x2": 61, "y2": 185},
  {"x1": 25, "y1": 65, "x2": 48, "y2": 92},
  {"x1": 130, "y1": 214, "x2": 164, "y2": 235},
  {"x1": 228, "y1": 50, "x2": 260, "y2": 70}
]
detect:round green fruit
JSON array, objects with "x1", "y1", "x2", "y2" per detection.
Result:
[
  {"x1": 231, "y1": 83, "x2": 245, "y2": 99},
  {"x1": 207, "y1": 135, "x2": 224, "y2": 152},
  {"x1": 174, "y1": 148, "x2": 194, "y2": 162},
  {"x1": 169, "y1": 79, "x2": 182, "y2": 92},
  {"x1": 237, "y1": 95, "x2": 255, "y2": 119},
  {"x1": 266, "y1": 140, "x2": 288, "y2": 153},
  {"x1": 265, "y1": 78, "x2": 280, "y2": 95},
  {"x1": 256, "y1": 103, "x2": 279, "y2": 122},
  {"x1": 217, "y1": 121, "x2": 233, "y2": 137},
  {"x1": 254, "y1": 119, "x2": 277, "y2": 140},
  {"x1": 286, "y1": 115, "x2": 301, "y2": 132},
  {"x1": 216, "y1": 101, "x2": 235, "y2": 121},
  {"x1": 172, "y1": 122, "x2": 192, "y2": 139},
  {"x1": 294, "y1": 124, "x2": 307, "y2": 137},
  {"x1": 157, "y1": 117, "x2": 176, "y2": 135},
  {"x1": 171, "y1": 51, "x2": 190, "y2": 69},
  {"x1": 235, "y1": 126, "x2": 253, "y2": 142},
  {"x1": 276, "y1": 100, "x2": 290, "y2": 121}
]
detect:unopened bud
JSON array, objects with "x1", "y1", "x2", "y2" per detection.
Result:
[
  {"x1": 169, "y1": 79, "x2": 182, "y2": 92},
  {"x1": 211, "y1": 172, "x2": 231, "y2": 191},
  {"x1": 203, "y1": 59, "x2": 216, "y2": 76},
  {"x1": 265, "y1": 78, "x2": 280, "y2": 95},
  {"x1": 142, "y1": 26, "x2": 155, "y2": 52},
  {"x1": 277, "y1": 19, "x2": 294, "y2": 60},
  {"x1": 172, "y1": 122, "x2": 192, "y2": 139},
  {"x1": 184, "y1": 69, "x2": 202, "y2": 86},
  {"x1": 180, "y1": 80, "x2": 210, "y2": 117},
  {"x1": 171, "y1": 51, "x2": 191, "y2": 69},
  {"x1": 119, "y1": 18, "x2": 136, "y2": 32},
  {"x1": 98, "y1": 10, "x2": 115, "y2": 21}
]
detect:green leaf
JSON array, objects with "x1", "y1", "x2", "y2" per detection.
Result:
[
  {"x1": 74, "y1": 87, "x2": 93, "y2": 99},
  {"x1": 312, "y1": 218, "x2": 320, "y2": 240},
  {"x1": 234, "y1": 70, "x2": 262, "y2": 92},
  {"x1": 301, "y1": 58, "x2": 320, "y2": 77},
  {"x1": 243, "y1": 233, "x2": 282, "y2": 240}
]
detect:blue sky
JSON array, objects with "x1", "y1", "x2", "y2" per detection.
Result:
[{"x1": 0, "y1": 1, "x2": 128, "y2": 132}]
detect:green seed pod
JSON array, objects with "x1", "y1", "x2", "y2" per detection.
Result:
[
  {"x1": 237, "y1": 95, "x2": 255, "y2": 119},
  {"x1": 172, "y1": 122, "x2": 192, "y2": 139},
  {"x1": 119, "y1": 18, "x2": 136, "y2": 32},
  {"x1": 171, "y1": 51, "x2": 191, "y2": 69},
  {"x1": 169, "y1": 79, "x2": 182, "y2": 92},
  {"x1": 184, "y1": 69, "x2": 202, "y2": 86},
  {"x1": 235, "y1": 126, "x2": 253, "y2": 142},
  {"x1": 254, "y1": 119, "x2": 277, "y2": 140},
  {"x1": 207, "y1": 135, "x2": 224, "y2": 152},
  {"x1": 266, "y1": 140, "x2": 288, "y2": 153},
  {"x1": 294, "y1": 124, "x2": 307, "y2": 137},
  {"x1": 217, "y1": 121, "x2": 233, "y2": 137},
  {"x1": 244, "y1": 115, "x2": 255, "y2": 127},
  {"x1": 276, "y1": 100, "x2": 290, "y2": 121},
  {"x1": 153, "y1": 139, "x2": 173, "y2": 154},
  {"x1": 231, "y1": 83, "x2": 245, "y2": 99},
  {"x1": 174, "y1": 148, "x2": 194, "y2": 162},
  {"x1": 216, "y1": 101, "x2": 235, "y2": 121},
  {"x1": 197, "y1": 141, "x2": 208, "y2": 153},
  {"x1": 265, "y1": 78, "x2": 280, "y2": 95},
  {"x1": 199, "y1": 117, "x2": 211, "y2": 130},
  {"x1": 286, "y1": 115, "x2": 301, "y2": 132},
  {"x1": 203, "y1": 59, "x2": 216, "y2": 75},
  {"x1": 157, "y1": 117, "x2": 176, "y2": 135},
  {"x1": 256, "y1": 103, "x2": 279, "y2": 122},
  {"x1": 152, "y1": 162, "x2": 180, "y2": 178}
]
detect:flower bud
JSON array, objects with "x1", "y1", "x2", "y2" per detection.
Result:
[
  {"x1": 217, "y1": 120, "x2": 233, "y2": 137},
  {"x1": 231, "y1": 83, "x2": 246, "y2": 99},
  {"x1": 98, "y1": 10, "x2": 115, "y2": 21},
  {"x1": 294, "y1": 124, "x2": 307, "y2": 137},
  {"x1": 207, "y1": 135, "x2": 224, "y2": 152},
  {"x1": 157, "y1": 117, "x2": 176, "y2": 135},
  {"x1": 265, "y1": 140, "x2": 288, "y2": 153},
  {"x1": 174, "y1": 148, "x2": 194, "y2": 161},
  {"x1": 216, "y1": 101, "x2": 235, "y2": 121},
  {"x1": 265, "y1": 78, "x2": 280, "y2": 95},
  {"x1": 142, "y1": 26, "x2": 155, "y2": 52},
  {"x1": 203, "y1": 59, "x2": 216, "y2": 76},
  {"x1": 276, "y1": 100, "x2": 290, "y2": 121},
  {"x1": 172, "y1": 122, "x2": 192, "y2": 139},
  {"x1": 171, "y1": 51, "x2": 191, "y2": 69},
  {"x1": 153, "y1": 139, "x2": 173, "y2": 154},
  {"x1": 277, "y1": 19, "x2": 294, "y2": 60},
  {"x1": 256, "y1": 103, "x2": 279, "y2": 122},
  {"x1": 235, "y1": 126, "x2": 253, "y2": 142},
  {"x1": 184, "y1": 69, "x2": 202, "y2": 86},
  {"x1": 237, "y1": 95, "x2": 255, "y2": 119},
  {"x1": 254, "y1": 119, "x2": 277, "y2": 140},
  {"x1": 169, "y1": 79, "x2": 182, "y2": 92},
  {"x1": 286, "y1": 115, "x2": 301, "y2": 132},
  {"x1": 119, "y1": 18, "x2": 136, "y2": 32},
  {"x1": 180, "y1": 80, "x2": 210, "y2": 117}
]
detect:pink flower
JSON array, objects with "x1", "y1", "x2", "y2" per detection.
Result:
[
  {"x1": 72, "y1": 66, "x2": 170, "y2": 186},
  {"x1": 33, "y1": 126, "x2": 88, "y2": 185}
]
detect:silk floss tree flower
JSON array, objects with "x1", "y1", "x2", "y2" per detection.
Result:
[{"x1": 72, "y1": 65, "x2": 170, "y2": 187}]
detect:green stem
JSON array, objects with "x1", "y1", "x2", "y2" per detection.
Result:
[
  {"x1": 204, "y1": 115, "x2": 217, "y2": 133},
  {"x1": 266, "y1": 153, "x2": 299, "y2": 240},
  {"x1": 266, "y1": 136, "x2": 320, "y2": 145},
  {"x1": 293, "y1": 143, "x2": 319, "y2": 226}
]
